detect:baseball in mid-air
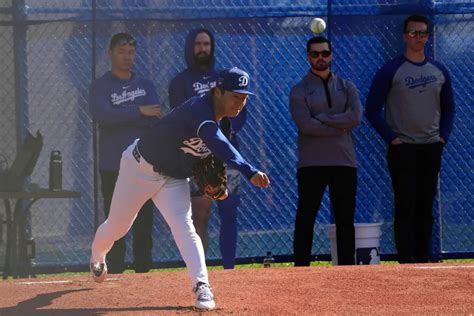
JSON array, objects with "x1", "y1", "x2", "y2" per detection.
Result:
[{"x1": 309, "y1": 18, "x2": 326, "y2": 34}]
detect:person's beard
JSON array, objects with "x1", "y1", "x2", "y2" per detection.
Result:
[
  {"x1": 313, "y1": 60, "x2": 331, "y2": 71},
  {"x1": 194, "y1": 53, "x2": 212, "y2": 68}
]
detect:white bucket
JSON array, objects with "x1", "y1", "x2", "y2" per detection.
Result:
[{"x1": 327, "y1": 223, "x2": 383, "y2": 265}]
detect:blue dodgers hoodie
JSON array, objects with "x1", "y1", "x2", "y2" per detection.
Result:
[
  {"x1": 168, "y1": 28, "x2": 247, "y2": 149},
  {"x1": 168, "y1": 28, "x2": 217, "y2": 109}
]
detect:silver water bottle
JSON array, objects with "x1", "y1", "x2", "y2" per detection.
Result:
[{"x1": 49, "y1": 150, "x2": 62, "y2": 191}]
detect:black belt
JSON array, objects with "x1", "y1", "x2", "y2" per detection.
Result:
[
  {"x1": 132, "y1": 145, "x2": 141, "y2": 163},
  {"x1": 132, "y1": 144, "x2": 164, "y2": 174}
]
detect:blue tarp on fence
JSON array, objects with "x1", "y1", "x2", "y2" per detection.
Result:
[{"x1": 0, "y1": 0, "x2": 472, "y2": 270}]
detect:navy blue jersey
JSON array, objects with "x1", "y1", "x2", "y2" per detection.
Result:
[
  {"x1": 138, "y1": 93, "x2": 258, "y2": 180},
  {"x1": 89, "y1": 71, "x2": 160, "y2": 171}
]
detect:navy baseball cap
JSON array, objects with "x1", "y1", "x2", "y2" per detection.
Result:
[{"x1": 217, "y1": 67, "x2": 255, "y2": 96}]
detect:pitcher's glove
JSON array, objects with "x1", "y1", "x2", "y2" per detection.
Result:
[{"x1": 192, "y1": 155, "x2": 228, "y2": 200}]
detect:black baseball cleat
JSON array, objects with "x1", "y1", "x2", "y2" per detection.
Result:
[
  {"x1": 90, "y1": 262, "x2": 107, "y2": 283},
  {"x1": 193, "y1": 282, "x2": 216, "y2": 310}
]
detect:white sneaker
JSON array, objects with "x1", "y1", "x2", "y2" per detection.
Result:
[
  {"x1": 90, "y1": 262, "x2": 107, "y2": 283},
  {"x1": 194, "y1": 282, "x2": 216, "y2": 310}
]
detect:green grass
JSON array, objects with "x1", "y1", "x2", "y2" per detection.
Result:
[{"x1": 24, "y1": 258, "x2": 473, "y2": 279}]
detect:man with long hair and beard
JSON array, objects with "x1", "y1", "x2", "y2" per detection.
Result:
[
  {"x1": 168, "y1": 29, "x2": 247, "y2": 269},
  {"x1": 289, "y1": 36, "x2": 362, "y2": 266}
]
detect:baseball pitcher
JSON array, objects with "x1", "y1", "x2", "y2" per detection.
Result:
[{"x1": 90, "y1": 67, "x2": 270, "y2": 310}]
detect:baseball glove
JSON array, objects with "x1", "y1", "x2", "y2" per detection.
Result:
[{"x1": 192, "y1": 155, "x2": 228, "y2": 200}]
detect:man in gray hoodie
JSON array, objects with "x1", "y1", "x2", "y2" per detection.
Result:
[{"x1": 290, "y1": 36, "x2": 362, "y2": 266}]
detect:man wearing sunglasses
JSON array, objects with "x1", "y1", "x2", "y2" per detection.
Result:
[
  {"x1": 366, "y1": 15, "x2": 455, "y2": 263},
  {"x1": 89, "y1": 33, "x2": 163, "y2": 274},
  {"x1": 290, "y1": 36, "x2": 362, "y2": 266}
]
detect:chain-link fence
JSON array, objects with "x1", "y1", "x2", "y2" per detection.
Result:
[{"x1": 0, "y1": 1, "x2": 472, "y2": 272}]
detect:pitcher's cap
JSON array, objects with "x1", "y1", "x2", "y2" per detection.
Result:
[{"x1": 217, "y1": 67, "x2": 255, "y2": 96}]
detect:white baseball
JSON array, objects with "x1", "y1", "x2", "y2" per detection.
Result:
[{"x1": 310, "y1": 18, "x2": 326, "y2": 34}]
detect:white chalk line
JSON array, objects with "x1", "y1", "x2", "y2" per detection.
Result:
[
  {"x1": 414, "y1": 265, "x2": 474, "y2": 269},
  {"x1": 19, "y1": 277, "x2": 120, "y2": 285},
  {"x1": 15, "y1": 267, "x2": 472, "y2": 285},
  {"x1": 19, "y1": 280, "x2": 74, "y2": 285}
]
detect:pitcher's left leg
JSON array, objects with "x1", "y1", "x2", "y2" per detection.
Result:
[
  {"x1": 153, "y1": 177, "x2": 208, "y2": 285},
  {"x1": 153, "y1": 177, "x2": 214, "y2": 310}
]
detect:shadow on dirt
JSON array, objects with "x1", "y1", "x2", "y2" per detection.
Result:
[{"x1": 0, "y1": 288, "x2": 196, "y2": 315}]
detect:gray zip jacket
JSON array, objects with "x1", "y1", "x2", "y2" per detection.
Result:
[{"x1": 289, "y1": 71, "x2": 362, "y2": 168}]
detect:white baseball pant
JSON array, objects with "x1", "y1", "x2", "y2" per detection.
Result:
[{"x1": 91, "y1": 139, "x2": 208, "y2": 286}]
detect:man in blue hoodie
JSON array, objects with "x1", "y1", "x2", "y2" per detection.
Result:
[
  {"x1": 89, "y1": 33, "x2": 162, "y2": 273},
  {"x1": 168, "y1": 29, "x2": 246, "y2": 269}
]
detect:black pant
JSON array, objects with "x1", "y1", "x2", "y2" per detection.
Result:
[
  {"x1": 293, "y1": 166, "x2": 356, "y2": 266},
  {"x1": 387, "y1": 142, "x2": 444, "y2": 263},
  {"x1": 100, "y1": 170, "x2": 154, "y2": 273}
]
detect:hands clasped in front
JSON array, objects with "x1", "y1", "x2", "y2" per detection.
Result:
[{"x1": 139, "y1": 104, "x2": 163, "y2": 118}]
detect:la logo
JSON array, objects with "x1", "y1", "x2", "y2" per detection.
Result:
[{"x1": 238, "y1": 75, "x2": 248, "y2": 87}]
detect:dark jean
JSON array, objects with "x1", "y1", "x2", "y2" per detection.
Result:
[
  {"x1": 387, "y1": 142, "x2": 444, "y2": 263},
  {"x1": 293, "y1": 166, "x2": 356, "y2": 266},
  {"x1": 100, "y1": 170, "x2": 154, "y2": 273}
]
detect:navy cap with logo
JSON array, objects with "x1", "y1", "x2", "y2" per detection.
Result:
[{"x1": 217, "y1": 67, "x2": 255, "y2": 96}]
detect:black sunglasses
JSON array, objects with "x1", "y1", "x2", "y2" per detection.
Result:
[
  {"x1": 308, "y1": 50, "x2": 331, "y2": 58},
  {"x1": 405, "y1": 30, "x2": 429, "y2": 38},
  {"x1": 115, "y1": 38, "x2": 136, "y2": 46},
  {"x1": 110, "y1": 37, "x2": 137, "y2": 50}
]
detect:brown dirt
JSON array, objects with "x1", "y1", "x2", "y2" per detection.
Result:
[{"x1": 0, "y1": 263, "x2": 473, "y2": 315}]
